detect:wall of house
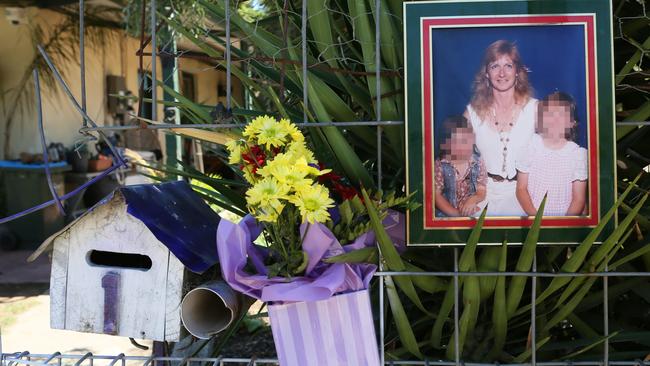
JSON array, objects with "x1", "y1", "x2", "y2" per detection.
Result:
[{"x1": 0, "y1": 7, "x2": 238, "y2": 161}]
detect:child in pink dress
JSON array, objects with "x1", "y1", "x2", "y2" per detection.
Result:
[{"x1": 515, "y1": 92, "x2": 588, "y2": 216}]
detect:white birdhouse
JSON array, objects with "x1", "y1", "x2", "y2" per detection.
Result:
[{"x1": 29, "y1": 181, "x2": 221, "y2": 342}]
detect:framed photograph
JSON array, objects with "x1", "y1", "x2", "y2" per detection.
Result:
[{"x1": 404, "y1": 0, "x2": 616, "y2": 245}]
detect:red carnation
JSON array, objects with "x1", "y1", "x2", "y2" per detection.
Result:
[{"x1": 242, "y1": 145, "x2": 266, "y2": 168}]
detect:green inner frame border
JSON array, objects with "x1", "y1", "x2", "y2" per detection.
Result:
[{"x1": 404, "y1": 0, "x2": 616, "y2": 246}]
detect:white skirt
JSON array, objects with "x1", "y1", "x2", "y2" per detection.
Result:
[{"x1": 477, "y1": 179, "x2": 525, "y2": 217}]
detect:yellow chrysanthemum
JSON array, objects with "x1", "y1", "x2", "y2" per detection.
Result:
[
  {"x1": 258, "y1": 155, "x2": 323, "y2": 190},
  {"x1": 257, "y1": 153, "x2": 290, "y2": 178},
  {"x1": 225, "y1": 139, "x2": 243, "y2": 164},
  {"x1": 254, "y1": 204, "x2": 281, "y2": 222},
  {"x1": 289, "y1": 184, "x2": 334, "y2": 224},
  {"x1": 279, "y1": 118, "x2": 304, "y2": 143},
  {"x1": 246, "y1": 177, "x2": 290, "y2": 212},
  {"x1": 286, "y1": 141, "x2": 317, "y2": 164},
  {"x1": 293, "y1": 156, "x2": 328, "y2": 178},
  {"x1": 268, "y1": 165, "x2": 313, "y2": 192},
  {"x1": 242, "y1": 115, "x2": 274, "y2": 140},
  {"x1": 256, "y1": 117, "x2": 291, "y2": 149}
]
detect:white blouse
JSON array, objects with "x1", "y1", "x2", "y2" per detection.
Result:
[{"x1": 466, "y1": 98, "x2": 537, "y2": 180}]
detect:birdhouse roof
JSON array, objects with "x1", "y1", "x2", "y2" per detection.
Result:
[{"x1": 29, "y1": 181, "x2": 221, "y2": 274}]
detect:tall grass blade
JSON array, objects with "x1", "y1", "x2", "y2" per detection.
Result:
[
  {"x1": 512, "y1": 337, "x2": 550, "y2": 363},
  {"x1": 478, "y1": 246, "x2": 501, "y2": 301},
  {"x1": 506, "y1": 195, "x2": 546, "y2": 317},
  {"x1": 385, "y1": 275, "x2": 423, "y2": 358},
  {"x1": 488, "y1": 240, "x2": 508, "y2": 360}
]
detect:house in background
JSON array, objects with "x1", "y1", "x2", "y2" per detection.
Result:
[
  {"x1": 0, "y1": 1, "x2": 243, "y2": 249},
  {"x1": 0, "y1": 1, "x2": 243, "y2": 162}
]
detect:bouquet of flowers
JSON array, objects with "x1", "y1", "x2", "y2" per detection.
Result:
[
  {"x1": 217, "y1": 115, "x2": 409, "y2": 365},
  {"x1": 224, "y1": 115, "x2": 335, "y2": 278}
]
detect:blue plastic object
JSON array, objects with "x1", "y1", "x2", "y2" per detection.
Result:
[
  {"x1": 0, "y1": 160, "x2": 68, "y2": 170},
  {"x1": 121, "y1": 180, "x2": 221, "y2": 274}
]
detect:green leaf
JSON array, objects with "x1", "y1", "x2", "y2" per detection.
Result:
[
  {"x1": 566, "y1": 313, "x2": 600, "y2": 339},
  {"x1": 488, "y1": 240, "x2": 508, "y2": 360},
  {"x1": 512, "y1": 336, "x2": 550, "y2": 363},
  {"x1": 615, "y1": 35, "x2": 650, "y2": 85},
  {"x1": 404, "y1": 262, "x2": 447, "y2": 293},
  {"x1": 459, "y1": 207, "x2": 488, "y2": 271},
  {"x1": 385, "y1": 275, "x2": 423, "y2": 359},
  {"x1": 555, "y1": 332, "x2": 620, "y2": 360},
  {"x1": 339, "y1": 200, "x2": 354, "y2": 225},
  {"x1": 360, "y1": 188, "x2": 430, "y2": 315},
  {"x1": 431, "y1": 280, "x2": 456, "y2": 349},
  {"x1": 543, "y1": 277, "x2": 599, "y2": 333},
  {"x1": 446, "y1": 274, "x2": 480, "y2": 359},
  {"x1": 617, "y1": 99, "x2": 650, "y2": 141},
  {"x1": 158, "y1": 81, "x2": 212, "y2": 123},
  {"x1": 478, "y1": 246, "x2": 501, "y2": 301},
  {"x1": 446, "y1": 301, "x2": 473, "y2": 360},
  {"x1": 506, "y1": 195, "x2": 546, "y2": 317},
  {"x1": 323, "y1": 247, "x2": 378, "y2": 263}
]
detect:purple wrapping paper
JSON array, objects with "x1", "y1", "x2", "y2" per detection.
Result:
[
  {"x1": 216, "y1": 210, "x2": 404, "y2": 303},
  {"x1": 268, "y1": 289, "x2": 380, "y2": 366}
]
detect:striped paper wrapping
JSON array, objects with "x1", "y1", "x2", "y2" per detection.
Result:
[{"x1": 268, "y1": 289, "x2": 380, "y2": 366}]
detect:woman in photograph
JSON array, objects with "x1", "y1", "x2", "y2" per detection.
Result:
[{"x1": 464, "y1": 40, "x2": 537, "y2": 216}]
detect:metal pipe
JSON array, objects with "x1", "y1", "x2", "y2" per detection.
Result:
[
  {"x1": 379, "y1": 275, "x2": 385, "y2": 366},
  {"x1": 107, "y1": 353, "x2": 124, "y2": 366},
  {"x1": 375, "y1": 0, "x2": 383, "y2": 191},
  {"x1": 604, "y1": 262, "x2": 609, "y2": 366},
  {"x1": 41, "y1": 352, "x2": 61, "y2": 365},
  {"x1": 454, "y1": 248, "x2": 460, "y2": 366},
  {"x1": 531, "y1": 254, "x2": 537, "y2": 366},
  {"x1": 302, "y1": 0, "x2": 308, "y2": 122},
  {"x1": 79, "y1": 0, "x2": 86, "y2": 127},
  {"x1": 616, "y1": 121, "x2": 650, "y2": 126},
  {"x1": 376, "y1": 5, "x2": 384, "y2": 360},
  {"x1": 225, "y1": 0, "x2": 231, "y2": 110},
  {"x1": 73, "y1": 353, "x2": 92, "y2": 366},
  {"x1": 78, "y1": 120, "x2": 405, "y2": 132},
  {"x1": 150, "y1": 0, "x2": 157, "y2": 121},
  {"x1": 7, "y1": 352, "x2": 29, "y2": 366},
  {"x1": 375, "y1": 0, "x2": 381, "y2": 121},
  {"x1": 375, "y1": 271, "x2": 650, "y2": 278}
]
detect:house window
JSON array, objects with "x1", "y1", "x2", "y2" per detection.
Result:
[{"x1": 181, "y1": 72, "x2": 196, "y2": 103}]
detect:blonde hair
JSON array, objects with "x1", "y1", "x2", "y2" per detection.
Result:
[{"x1": 469, "y1": 40, "x2": 532, "y2": 120}]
